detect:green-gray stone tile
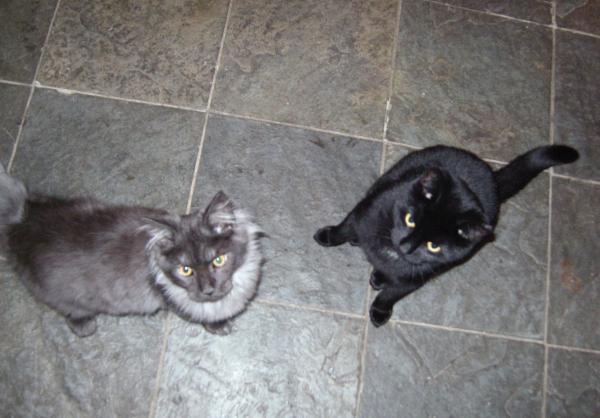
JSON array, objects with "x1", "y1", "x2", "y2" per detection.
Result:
[
  {"x1": 192, "y1": 115, "x2": 380, "y2": 313},
  {"x1": 0, "y1": 83, "x2": 30, "y2": 165},
  {"x1": 359, "y1": 323, "x2": 544, "y2": 418},
  {"x1": 212, "y1": 0, "x2": 397, "y2": 137},
  {"x1": 436, "y1": 0, "x2": 552, "y2": 24},
  {"x1": 546, "y1": 348, "x2": 600, "y2": 417},
  {"x1": 0, "y1": 0, "x2": 57, "y2": 83},
  {"x1": 554, "y1": 31, "x2": 600, "y2": 182},
  {"x1": 155, "y1": 304, "x2": 363, "y2": 418},
  {"x1": 39, "y1": 0, "x2": 229, "y2": 109},
  {"x1": 556, "y1": 0, "x2": 600, "y2": 36},
  {"x1": 12, "y1": 89, "x2": 203, "y2": 211},
  {"x1": 388, "y1": 0, "x2": 552, "y2": 162},
  {"x1": 385, "y1": 144, "x2": 548, "y2": 339},
  {"x1": 0, "y1": 262, "x2": 164, "y2": 418},
  {"x1": 548, "y1": 178, "x2": 600, "y2": 350}
]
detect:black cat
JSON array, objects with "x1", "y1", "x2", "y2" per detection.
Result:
[{"x1": 314, "y1": 145, "x2": 578, "y2": 327}]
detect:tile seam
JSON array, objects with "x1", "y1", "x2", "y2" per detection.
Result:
[{"x1": 0, "y1": 79, "x2": 31, "y2": 88}]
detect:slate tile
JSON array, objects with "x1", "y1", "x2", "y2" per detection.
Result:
[
  {"x1": 546, "y1": 348, "x2": 600, "y2": 418},
  {"x1": 11, "y1": 88, "x2": 203, "y2": 212},
  {"x1": 0, "y1": 83, "x2": 30, "y2": 165},
  {"x1": 385, "y1": 144, "x2": 548, "y2": 339},
  {"x1": 388, "y1": 0, "x2": 552, "y2": 162},
  {"x1": 0, "y1": 262, "x2": 164, "y2": 418},
  {"x1": 38, "y1": 0, "x2": 229, "y2": 109},
  {"x1": 212, "y1": 0, "x2": 397, "y2": 137},
  {"x1": 155, "y1": 303, "x2": 363, "y2": 418},
  {"x1": 554, "y1": 31, "x2": 600, "y2": 182},
  {"x1": 556, "y1": 0, "x2": 600, "y2": 36},
  {"x1": 436, "y1": 0, "x2": 552, "y2": 24},
  {"x1": 548, "y1": 178, "x2": 600, "y2": 350},
  {"x1": 359, "y1": 323, "x2": 544, "y2": 418},
  {"x1": 0, "y1": 0, "x2": 57, "y2": 83},
  {"x1": 192, "y1": 115, "x2": 380, "y2": 313}
]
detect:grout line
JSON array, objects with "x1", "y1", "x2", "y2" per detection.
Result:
[
  {"x1": 147, "y1": 313, "x2": 171, "y2": 418},
  {"x1": 210, "y1": 109, "x2": 385, "y2": 144},
  {"x1": 551, "y1": 173, "x2": 600, "y2": 186},
  {"x1": 36, "y1": 83, "x2": 206, "y2": 114},
  {"x1": 556, "y1": 25, "x2": 600, "y2": 40},
  {"x1": 547, "y1": 343, "x2": 600, "y2": 356},
  {"x1": 354, "y1": 307, "x2": 372, "y2": 418},
  {"x1": 6, "y1": 0, "x2": 62, "y2": 173},
  {"x1": 0, "y1": 79, "x2": 32, "y2": 88},
  {"x1": 255, "y1": 298, "x2": 364, "y2": 320}
]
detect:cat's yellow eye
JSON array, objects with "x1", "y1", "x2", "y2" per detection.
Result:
[
  {"x1": 212, "y1": 254, "x2": 227, "y2": 268},
  {"x1": 177, "y1": 265, "x2": 194, "y2": 277},
  {"x1": 426, "y1": 242, "x2": 441, "y2": 253},
  {"x1": 404, "y1": 212, "x2": 416, "y2": 228}
]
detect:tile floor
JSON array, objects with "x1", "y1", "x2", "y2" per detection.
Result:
[{"x1": 0, "y1": 0, "x2": 598, "y2": 417}]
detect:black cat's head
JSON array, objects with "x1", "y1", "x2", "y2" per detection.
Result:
[
  {"x1": 380, "y1": 168, "x2": 494, "y2": 269},
  {"x1": 143, "y1": 191, "x2": 248, "y2": 303}
]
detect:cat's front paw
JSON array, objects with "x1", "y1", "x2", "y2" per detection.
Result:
[
  {"x1": 369, "y1": 305, "x2": 392, "y2": 327},
  {"x1": 203, "y1": 320, "x2": 232, "y2": 336},
  {"x1": 314, "y1": 226, "x2": 338, "y2": 247},
  {"x1": 66, "y1": 316, "x2": 97, "y2": 337}
]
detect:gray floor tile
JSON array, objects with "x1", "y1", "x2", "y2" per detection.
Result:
[
  {"x1": 0, "y1": 83, "x2": 30, "y2": 165},
  {"x1": 359, "y1": 323, "x2": 544, "y2": 418},
  {"x1": 548, "y1": 178, "x2": 600, "y2": 350},
  {"x1": 546, "y1": 348, "x2": 600, "y2": 418},
  {"x1": 11, "y1": 88, "x2": 203, "y2": 211},
  {"x1": 192, "y1": 115, "x2": 380, "y2": 313},
  {"x1": 38, "y1": 0, "x2": 229, "y2": 109},
  {"x1": 212, "y1": 0, "x2": 396, "y2": 137},
  {"x1": 0, "y1": 0, "x2": 57, "y2": 83},
  {"x1": 155, "y1": 303, "x2": 363, "y2": 418},
  {"x1": 554, "y1": 31, "x2": 600, "y2": 182},
  {"x1": 435, "y1": 0, "x2": 552, "y2": 24},
  {"x1": 556, "y1": 0, "x2": 600, "y2": 36},
  {"x1": 0, "y1": 262, "x2": 164, "y2": 418},
  {"x1": 388, "y1": 0, "x2": 552, "y2": 162},
  {"x1": 384, "y1": 144, "x2": 548, "y2": 339}
]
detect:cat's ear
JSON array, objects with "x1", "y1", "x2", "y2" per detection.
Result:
[
  {"x1": 418, "y1": 168, "x2": 445, "y2": 201},
  {"x1": 202, "y1": 191, "x2": 235, "y2": 235},
  {"x1": 457, "y1": 221, "x2": 494, "y2": 242},
  {"x1": 141, "y1": 217, "x2": 177, "y2": 249}
]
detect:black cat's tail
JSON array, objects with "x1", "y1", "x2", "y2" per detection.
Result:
[
  {"x1": 0, "y1": 163, "x2": 27, "y2": 225},
  {"x1": 494, "y1": 145, "x2": 579, "y2": 202}
]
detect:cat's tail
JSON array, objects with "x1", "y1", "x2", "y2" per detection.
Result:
[
  {"x1": 0, "y1": 163, "x2": 27, "y2": 225},
  {"x1": 494, "y1": 145, "x2": 579, "y2": 202}
]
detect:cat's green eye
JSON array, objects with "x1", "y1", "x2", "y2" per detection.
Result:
[
  {"x1": 212, "y1": 254, "x2": 227, "y2": 268},
  {"x1": 177, "y1": 265, "x2": 194, "y2": 277},
  {"x1": 404, "y1": 212, "x2": 416, "y2": 228},
  {"x1": 426, "y1": 242, "x2": 441, "y2": 253}
]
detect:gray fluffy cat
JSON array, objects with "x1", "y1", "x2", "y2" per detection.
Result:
[{"x1": 0, "y1": 166, "x2": 262, "y2": 337}]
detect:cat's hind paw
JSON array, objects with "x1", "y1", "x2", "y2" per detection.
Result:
[
  {"x1": 203, "y1": 320, "x2": 233, "y2": 336},
  {"x1": 66, "y1": 316, "x2": 97, "y2": 337},
  {"x1": 369, "y1": 305, "x2": 392, "y2": 327}
]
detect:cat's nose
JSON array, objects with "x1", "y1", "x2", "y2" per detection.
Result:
[
  {"x1": 399, "y1": 237, "x2": 418, "y2": 254},
  {"x1": 202, "y1": 286, "x2": 215, "y2": 296}
]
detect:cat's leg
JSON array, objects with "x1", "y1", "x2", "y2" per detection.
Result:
[
  {"x1": 203, "y1": 320, "x2": 232, "y2": 336},
  {"x1": 369, "y1": 270, "x2": 389, "y2": 290},
  {"x1": 66, "y1": 315, "x2": 98, "y2": 337},
  {"x1": 369, "y1": 282, "x2": 423, "y2": 327},
  {"x1": 314, "y1": 215, "x2": 358, "y2": 247}
]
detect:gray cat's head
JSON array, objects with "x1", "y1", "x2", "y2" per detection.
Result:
[{"x1": 143, "y1": 192, "x2": 249, "y2": 303}]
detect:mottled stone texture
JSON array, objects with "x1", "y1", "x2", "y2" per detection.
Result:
[
  {"x1": 12, "y1": 89, "x2": 202, "y2": 211},
  {"x1": 0, "y1": 83, "x2": 30, "y2": 165},
  {"x1": 438, "y1": 0, "x2": 552, "y2": 24},
  {"x1": 546, "y1": 348, "x2": 600, "y2": 417},
  {"x1": 155, "y1": 304, "x2": 363, "y2": 417},
  {"x1": 388, "y1": 0, "x2": 552, "y2": 162},
  {"x1": 0, "y1": 263, "x2": 164, "y2": 418},
  {"x1": 39, "y1": 0, "x2": 229, "y2": 108},
  {"x1": 193, "y1": 115, "x2": 380, "y2": 313},
  {"x1": 0, "y1": 0, "x2": 57, "y2": 83},
  {"x1": 212, "y1": 0, "x2": 396, "y2": 137},
  {"x1": 360, "y1": 323, "x2": 544, "y2": 418},
  {"x1": 549, "y1": 178, "x2": 600, "y2": 350},
  {"x1": 385, "y1": 144, "x2": 548, "y2": 339},
  {"x1": 554, "y1": 32, "x2": 600, "y2": 182},
  {"x1": 556, "y1": 0, "x2": 600, "y2": 36}
]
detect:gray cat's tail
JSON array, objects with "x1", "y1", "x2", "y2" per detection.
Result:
[
  {"x1": 494, "y1": 145, "x2": 579, "y2": 202},
  {"x1": 0, "y1": 164, "x2": 27, "y2": 225}
]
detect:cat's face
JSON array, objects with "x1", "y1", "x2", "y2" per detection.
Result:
[
  {"x1": 146, "y1": 192, "x2": 248, "y2": 303},
  {"x1": 375, "y1": 168, "x2": 493, "y2": 269}
]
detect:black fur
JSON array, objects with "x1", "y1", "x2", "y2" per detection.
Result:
[{"x1": 314, "y1": 145, "x2": 579, "y2": 327}]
